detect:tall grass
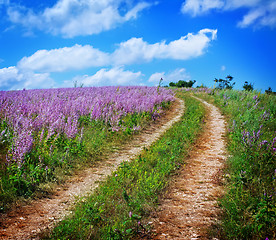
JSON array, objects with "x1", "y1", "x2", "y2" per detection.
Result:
[
  {"x1": 45, "y1": 94, "x2": 205, "y2": 239},
  {"x1": 196, "y1": 89, "x2": 276, "y2": 239}
]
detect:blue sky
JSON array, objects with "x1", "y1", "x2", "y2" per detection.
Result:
[{"x1": 0, "y1": 0, "x2": 275, "y2": 91}]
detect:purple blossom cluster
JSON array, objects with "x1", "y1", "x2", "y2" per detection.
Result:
[
  {"x1": 242, "y1": 125, "x2": 276, "y2": 153},
  {"x1": 242, "y1": 125, "x2": 263, "y2": 147},
  {"x1": 259, "y1": 136, "x2": 276, "y2": 153},
  {"x1": 0, "y1": 86, "x2": 174, "y2": 165}
]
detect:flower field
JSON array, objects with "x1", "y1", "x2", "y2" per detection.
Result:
[{"x1": 0, "y1": 86, "x2": 174, "y2": 207}]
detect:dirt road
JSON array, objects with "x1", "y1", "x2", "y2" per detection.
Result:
[{"x1": 150, "y1": 97, "x2": 227, "y2": 239}]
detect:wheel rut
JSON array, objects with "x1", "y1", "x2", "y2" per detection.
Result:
[
  {"x1": 0, "y1": 98, "x2": 184, "y2": 240},
  {"x1": 150, "y1": 97, "x2": 227, "y2": 240}
]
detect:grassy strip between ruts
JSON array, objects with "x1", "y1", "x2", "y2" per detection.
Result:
[{"x1": 44, "y1": 93, "x2": 205, "y2": 239}]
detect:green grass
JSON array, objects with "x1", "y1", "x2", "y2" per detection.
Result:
[
  {"x1": 194, "y1": 89, "x2": 276, "y2": 240},
  {"x1": 44, "y1": 93, "x2": 205, "y2": 239}
]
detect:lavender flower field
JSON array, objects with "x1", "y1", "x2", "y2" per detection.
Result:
[{"x1": 0, "y1": 86, "x2": 174, "y2": 204}]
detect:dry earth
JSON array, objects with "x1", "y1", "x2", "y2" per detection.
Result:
[
  {"x1": 149, "y1": 97, "x2": 227, "y2": 240},
  {"x1": 0, "y1": 98, "x2": 184, "y2": 240}
]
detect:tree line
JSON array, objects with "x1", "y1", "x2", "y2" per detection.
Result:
[{"x1": 166, "y1": 76, "x2": 275, "y2": 94}]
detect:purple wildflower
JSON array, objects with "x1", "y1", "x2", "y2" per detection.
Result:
[{"x1": 0, "y1": 87, "x2": 175, "y2": 164}]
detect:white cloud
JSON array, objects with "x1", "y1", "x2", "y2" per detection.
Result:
[
  {"x1": 238, "y1": 7, "x2": 265, "y2": 27},
  {"x1": 73, "y1": 67, "x2": 143, "y2": 86},
  {"x1": 164, "y1": 28, "x2": 217, "y2": 59},
  {"x1": 7, "y1": 0, "x2": 152, "y2": 38},
  {"x1": 181, "y1": 0, "x2": 224, "y2": 16},
  {"x1": 112, "y1": 37, "x2": 165, "y2": 64},
  {"x1": 16, "y1": 29, "x2": 217, "y2": 73},
  {"x1": 148, "y1": 72, "x2": 165, "y2": 83},
  {"x1": 238, "y1": 1, "x2": 276, "y2": 28},
  {"x1": 181, "y1": 0, "x2": 276, "y2": 28},
  {"x1": 221, "y1": 65, "x2": 226, "y2": 71},
  {"x1": 166, "y1": 68, "x2": 191, "y2": 82},
  {"x1": 0, "y1": 66, "x2": 23, "y2": 88},
  {"x1": 0, "y1": 66, "x2": 54, "y2": 90},
  {"x1": 18, "y1": 44, "x2": 110, "y2": 72},
  {"x1": 148, "y1": 68, "x2": 191, "y2": 85},
  {"x1": 112, "y1": 29, "x2": 217, "y2": 64},
  {"x1": 124, "y1": 2, "x2": 152, "y2": 21}
]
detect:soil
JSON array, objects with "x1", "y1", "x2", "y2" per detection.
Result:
[
  {"x1": 148, "y1": 97, "x2": 227, "y2": 240},
  {"x1": 0, "y1": 98, "x2": 184, "y2": 240}
]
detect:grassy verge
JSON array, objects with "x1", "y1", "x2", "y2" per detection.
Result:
[
  {"x1": 194, "y1": 89, "x2": 276, "y2": 240},
  {"x1": 44, "y1": 94, "x2": 205, "y2": 239}
]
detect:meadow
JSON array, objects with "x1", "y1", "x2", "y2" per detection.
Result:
[{"x1": 0, "y1": 86, "x2": 275, "y2": 239}]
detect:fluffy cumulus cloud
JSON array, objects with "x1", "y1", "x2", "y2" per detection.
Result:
[
  {"x1": 0, "y1": 66, "x2": 54, "y2": 90},
  {"x1": 112, "y1": 28, "x2": 217, "y2": 64},
  {"x1": 148, "y1": 68, "x2": 191, "y2": 85},
  {"x1": 6, "y1": 0, "x2": 152, "y2": 37},
  {"x1": 18, "y1": 44, "x2": 110, "y2": 72},
  {"x1": 181, "y1": 0, "x2": 276, "y2": 28},
  {"x1": 73, "y1": 67, "x2": 143, "y2": 86},
  {"x1": 16, "y1": 29, "x2": 217, "y2": 73},
  {"x1": 148, "y1": 72, "x2": 165, "y2": 83}
]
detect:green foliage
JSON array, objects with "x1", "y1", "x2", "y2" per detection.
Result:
[
  {"x1": 169, "y1": 82, "x2": 176, "y2": 87},
  {"x1": 46, "y1": 94, "x2": 205, "y2": 239},
  {"x1": 197, "y1": 89, "x2": 276, "y2": 239},
  {"x1": 265, "y1": 87, "x2": 276, "y2": 95},
  {"x1": 169, "y1": 80, "x2": 196, "y2": 88},
  {"x1": 243, "y1": 81, "x2": 254, "y2": 91},
  {"x1": 214, "y1": 75, "x2": 235, "y2": 90}
]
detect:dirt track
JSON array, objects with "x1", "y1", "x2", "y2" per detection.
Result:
[
  {"x1": 0, "y1": 99, "x2": 184, "y2": 240},
  {"x1": 150, "y1": 97, "x2": 227, "y2": 239}
]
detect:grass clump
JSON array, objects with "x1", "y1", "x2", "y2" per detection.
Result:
[{"x1": 45, "y1": 94, "x2": 205, "y2": 239}]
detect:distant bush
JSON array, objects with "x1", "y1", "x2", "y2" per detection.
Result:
[
  {"x1": 214, "y1": 75, "x2": 235, "y2": 90},
  {"x1": 243, "y1": 81, "x2": 254, "y2": 91},
  {"x1": 169, "y1": 80, "x2": 196, "y2": 88},
  {"x1": 265, "y1": 87, "x2": 276, "y2": 95}
]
